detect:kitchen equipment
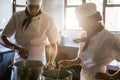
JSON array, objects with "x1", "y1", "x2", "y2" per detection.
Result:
[
  {"x1": 56, "y1": 66, "x2": 61, "y2": 79},
  {"x1": 14, "y1": 60, "x2": 44, "y2": 80},
  {"x1": 23, "y1": 59, "x2": 27, "y2": 67},
  {"x1": 42, "y1": 69, "x2": 73, "y2": 80}
]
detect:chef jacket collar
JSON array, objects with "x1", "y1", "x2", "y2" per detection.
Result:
[{"x1": 91, "y1": 27, "x2": 104, "y2": 41}]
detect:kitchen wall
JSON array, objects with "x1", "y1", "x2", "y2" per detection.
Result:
[{"x1": 42, "y1": 0, "x2": 64, "y2": 32}]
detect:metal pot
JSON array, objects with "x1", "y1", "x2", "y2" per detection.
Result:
[
  {"x1": 42, "y1": 69, "x2": 73, "y2": 80},
  {"x1": 14, "y1": 60, "x2": 44, "y2": 80}
]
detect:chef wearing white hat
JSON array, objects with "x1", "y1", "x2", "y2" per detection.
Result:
[
  {"x1": 1, "y1": 0, "x2": 61, "y2": 80},
  {"x1": 26, "y1": 0, "x2": 42, "y2": 16},
  {"x1": 26, "y1": 0, "x2": 42, "y2": 5},
  {"x1": 59, "y1": 3, "x2": 120, "y2": 80}
]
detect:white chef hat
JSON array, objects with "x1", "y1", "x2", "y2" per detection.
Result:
[
  {"x1": 75, "y1": 3, "x2": 97, "y2": 19},
  {"x1": 26, "y1": 0, "x2": 42, "y2": 5}
]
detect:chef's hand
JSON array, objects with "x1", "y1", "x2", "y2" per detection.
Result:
[
  {"x1": 58, "y1": 60, "x2": 73, "y2": 68},
  {"x1": 16, "y1": 47, "x2": 29, "y2": 59},
  {"x1": 45, "y1": 62, "x2": 55, "y2": 70},
  {"x1": 95, "y1": 72, "x2": 113, "y2": 80}
]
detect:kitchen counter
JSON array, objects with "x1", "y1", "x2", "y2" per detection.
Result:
[
  {"x1": 0, "y1": 45, "x2": 12, "y2": 52},
  {"x1": 0, "y1": 44, "x2": 15, "y2": 80}
]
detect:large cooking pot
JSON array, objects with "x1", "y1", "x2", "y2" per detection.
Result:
[
  {"x1": 42, "y1": 69, "x2": 73, "y2": 80},
  {"x1": 14, "y1": 60, "x2": 44, "y2": 80}
]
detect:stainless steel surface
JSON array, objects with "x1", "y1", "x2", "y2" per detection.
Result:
[
  {"x1": 42, "y1": 69, "x2": 73, "y2": 80},
  {"x1": 57, "y1": 66, "x2": 61, "y2": 79},
  {"x1": 14, "y1": 60, "x2": 44, "y2": 80}
]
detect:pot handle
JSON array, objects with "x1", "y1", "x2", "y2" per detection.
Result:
[
  {"x1": 68, "y1": 69, "x2": 75, "y2": 74},
  {"x1": 8, "y1": 63, "x2": 14, "y2": 70}
]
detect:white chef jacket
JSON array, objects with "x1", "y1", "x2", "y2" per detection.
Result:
[
  {"x1": 79, "y1": 29, "x2": 120, "y2": 80},
  {"x1": 2, "y1": 10, "x2": 61, "y2": 65}
]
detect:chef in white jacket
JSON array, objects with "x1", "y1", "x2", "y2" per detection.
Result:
[
  {"x1": 59, "y1": 3, "x2": 120, "y2": 80},
  {"x1": 1, "y1": 0, "x2": 61, "y2": 80}
]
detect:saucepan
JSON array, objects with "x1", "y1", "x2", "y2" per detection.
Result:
[
  {"x1": 42, "y1": 69, "x2": 73, "y2": 80},
  {"x1": 14, "y1": 60, "x2": 44, "y2": 80}
]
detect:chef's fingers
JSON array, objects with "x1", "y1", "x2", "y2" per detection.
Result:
[
  {"x1": 24, "y1": 53, "x2": 29, "y2": 59},
  {"x1": 58, "y1": 61, "x2": 70, "y2": 68},
  {"x1": 19, "y1": 50, "x2": 29, "y2": 59},
  {"x1": 47, "y1": 65, "x2": 55, "y2": 70},
  {"x1": 45, "y1": 62, "x2": 55, "y2": 70},
  {"x1": 58, "y1": 61, "x2": 64, "y2": 67},
  {"x1": 95, "y1": 73, "x2": 101, "y2": 79},
  {"x1": 95, "y1": 72, "x2": 108, "y2": 79},
  {"x1": 58, "y1": 60, "x2": 65, "y2": 64}
]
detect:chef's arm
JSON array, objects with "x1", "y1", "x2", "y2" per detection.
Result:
[
  {"x1": 107, "y1": 37, "x2": 120, "y2": 79},
  {"x1": 111, "y1": 37, "x2": 120, "y2": 78},
  {"x1": 69, "y1": 47, "x2": 81, "y2": 66},
  {"x1": 59, "y1": 48, "x2": 81, "y2": 67},
  {"x1": 110, "y1": 36, "x2": 120, "y2": 52},
  {"x1": 49, "y1": 43, "x2": 57, "y2": 64},
  {"x1": 58, "y1": 57, "x2": 81, "y2": 68},
  {"x1": 1, "y1": 35, "x2": 20, "y2": 50},
  {"x1": 73, "y1": 47, "x2": 81, "y2": 65},
  {"x1": 110, "y1": 70, "x2": 120, "y2": 79},
  {"x1": 46, "y1": 43, "x2": 57, "y2": 70},
  {"x1": 71, "y1": 57, "x2": 81, "y2": 65},
  {"x1": 1, "y1": 35, "x2": 28, "y2": 59}
]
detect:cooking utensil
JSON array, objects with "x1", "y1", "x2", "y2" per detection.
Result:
[
  {"x1": 56, "y1": 66, "x2": 61, "y2": 80},
  {"x1": 23, "y1": 59, "x2": 27, "y2": 67},
  {"x1": 42, "y1": 69, "x2": 73, "y2": 80},
  {"x1": 14, "y1": 60, "x2": 44, "y2": 80},
  {"x1": 73, "y1": 37, "x2": 87, "y2": 43}
]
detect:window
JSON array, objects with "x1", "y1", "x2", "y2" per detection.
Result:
[
  {"x1": 65, "y1": 7, "x2": 80, "y2": 30},
  {"x1": 105, "y1": 7, "x2": 120, "y2": 31},
  {"x1": 13, "y1": 0, "x2": 26, "y2": 13},
  {"x1": 64, "y1": 0, "x2": 103, "y2": 30},
  {"x1": 16, "y1": 0, "x2": 26, "y2": 5},
  {"x1": 16, "y1": 7, "x2": 25, "y2": 12},
  {"x1": 65, "y1": 0, "x2": 120, "y2": 32},
  {"x1": 105, "y1": 0, "x2": 120, "y2": 31},
  {"x1": 67, "y1": 0, "x2": 82, "y2": 5},
  {"x1": 64, "y1": 0, "x2": 82, "y2": 30},
  {"x1": 107, "y1": 0, "x2": 120, "y2": 4}
]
